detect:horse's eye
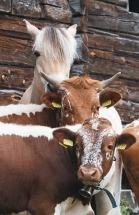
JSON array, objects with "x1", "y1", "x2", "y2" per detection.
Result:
[{"x1": 34, "y1": 51, "x2": 40, "y2": 57}]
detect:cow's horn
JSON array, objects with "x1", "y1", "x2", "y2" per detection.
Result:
[
  {"x1": 101, "y1": 72, "x2": 121, "y2": 88},
  {"x1": 39, "y1": 71, "x2": 61, "y2": 89}
]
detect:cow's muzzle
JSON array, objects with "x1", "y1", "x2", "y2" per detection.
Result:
[{"x1": 77, "y1": 166, "x2": 103, "y2": 185}]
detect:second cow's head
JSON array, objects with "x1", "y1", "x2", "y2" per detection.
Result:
[
  {"x1": 53, "y1": 117, "x2": 118, "y2": 186},
  {"x1": 41, "y1": 72, "x2": 122, "y2": 125}
]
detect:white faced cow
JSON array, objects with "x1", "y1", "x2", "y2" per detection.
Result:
[
  {"x1": 0, "y1": 117, "x2": 118, "y2": 215},
  {"x1": 19, "y1": 20, "x2": 77, "y2": 104}
]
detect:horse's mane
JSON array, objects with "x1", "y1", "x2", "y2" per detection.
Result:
[
  {"x1": 61, "y1": 75, "x2": 101, "y2": 90},
  {"x1": 34, "y1": 25, "x2": 77, "y2": 65}
]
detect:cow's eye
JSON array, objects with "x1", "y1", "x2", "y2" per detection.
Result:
[
  {"x1": 63, "y1": 106, "x2": 68, "y2": 111},
  {"x1": 97, "y1": 106, "x2": 100, "y2": 111},
  {"x1": 108, "y1": 144, "x2": 114, "y2": 150},
  {"x1": 34, "y1": 51, "x2": 40, "y2": 57}
]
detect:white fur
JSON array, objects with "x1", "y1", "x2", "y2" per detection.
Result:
[
  {"x1": 95, "y1": 107, "x2": 123, "y2": 214},
  {"x1": 54, "y1": 197, "x2": 94, "y2": 215},
  {"x1": 99, "y1": 107, "x2": 122, "y2": 134},
  {"x1": 0, "y1": 103, "x2": 46, "y2": 117},
  {"x1": 0, "y1": 122, "x2": 80, "y2": 140},
  {"x1": 107, "y1": 207, "x2": 122, "y2": 215}
]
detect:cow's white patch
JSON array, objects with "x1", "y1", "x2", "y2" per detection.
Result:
[
  {"x1": 90, "y1": 120, "x2": 99, "y2": 130},
  {"x1": 133, "y1": 120, "x2": 139, "y2": 127},
  {"x1": 76, "y1": 151, "x2": 80, "y2": 158},
  {"x1": 54, "y1": 197, "x2": 94, "y2": 215},
  {"x1": 99, "y1": 107, "x2": 122, "y2": 134},
  {"x1": 93, "y1": 161, "x2": 115, "y2": 195},
  {"x1": 0, "y1": 103, "x2": 46, "y2": 117},
  {"x1": 107, "y1": 206, "x2": 122, "y2": 215},
  {"x1": 106, "y1": 152, "x2": 113, "y2": 160},
  {"x1": 0, "y1": 123, "x2": 81, "y2": 139},
  {"x1": 77, "y1": 119, "x2": 115, "y2": 170}
]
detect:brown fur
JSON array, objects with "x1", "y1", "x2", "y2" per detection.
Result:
[
  {"x1": 118, "y1": 122, "x2": 139, "y2": 204},
  {"x1": 0, "y1": 107, "x2": 58, "y2": 127}
]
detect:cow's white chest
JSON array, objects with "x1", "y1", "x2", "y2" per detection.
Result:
[{"x1": 54, "y1": 197, "x2": 93, "y2": 215}]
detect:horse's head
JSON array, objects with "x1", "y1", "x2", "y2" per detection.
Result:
[
  {"x1": 20, "y1": 20, "x2": 77, "y2": 104},
  {"x1": 24, "y1": 20, "x2": 77, "y2": 80}
]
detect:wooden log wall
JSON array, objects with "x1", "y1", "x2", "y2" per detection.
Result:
[
  {"x1": 0, "y1": 0, "x2": 88, "y2": 105},
  {"x1": 69, "y1": 0, "x2": 139, "y2": 125},
  {"x1": 0, "y1": 0, "x2": 139, "y2": 126}
]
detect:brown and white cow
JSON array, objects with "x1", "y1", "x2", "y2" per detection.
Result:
[
  {"x1": 0, "y1": 87, "x2": 121, "y2": 129},
  {"x1": 0, "y1": 103, "x2": 59, "y2": 127},
  {"x1": 0, "y1": 117, "x2": 118, "y2": 215},
  {"x1": 116, "y1": 120, "x2": 139, "y2": 204}
]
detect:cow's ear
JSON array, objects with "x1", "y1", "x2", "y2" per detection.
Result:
[
  {"x1": 53, "y1": 128, "x2": 76, "y2": 147},
  {"x1": 99, "y1": 90, "x2": 122, "y2": 108},
  {"x1": 41, "y1": 92, "x2": 62, "y2": 109},
  {"x1": 116, "y1": 133, "x2": 136, "y2": 150}
]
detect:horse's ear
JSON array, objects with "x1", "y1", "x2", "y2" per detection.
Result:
[
  {"x1": 23, "y1": 19, "x2": 40, "y2": 39},
  {"x1": 67, "y1": 24, "x2": 77, "y2": 37}
]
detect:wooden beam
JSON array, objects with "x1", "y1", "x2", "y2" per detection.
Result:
[
  {"x1": 0, "y1": 66, "x2": 33, "y2": 90},
  {"x1": 0, "y1": 0, "x2": 11, "y2": 13}
]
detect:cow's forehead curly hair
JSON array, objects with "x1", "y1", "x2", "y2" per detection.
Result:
[
  {"x1": 82, "y1": 118, "x2": 115, "y2": 136},
  {"x1": 61, "y1": 75, "x2": 102, "y2": 90}
]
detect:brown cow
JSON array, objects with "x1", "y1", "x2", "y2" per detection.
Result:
[
  {"x1": 40, "y1": 74, "x2": 122, "y2": 125},
  {"x1": 0, "y1": 117, "x2": 118, "y2": 215},
  {"x1": 116, "y1": 120, "x2": 139, "y2": 204}
]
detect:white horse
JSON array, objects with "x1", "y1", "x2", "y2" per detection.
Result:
[{"x1": 19, "y1": 20, "x2": 77, "y2": 104}]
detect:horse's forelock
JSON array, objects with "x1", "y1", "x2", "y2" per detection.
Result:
[{"x1": 34, "y1": 26, "x2": 77, "y2": 65}]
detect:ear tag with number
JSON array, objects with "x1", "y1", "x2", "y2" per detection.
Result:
[
  {"x1": 59, "y1": 142, "x2": 68, "y2": 148},
  {"x1": 52, "y1": 102, "x2": 61, "y2": 108},
  {"x1": 102, "y1": 100, "x2": 111, "y2": 107},
  {"x1": 63, "y1": 139, "x2": 73, "y2": 147},
  {"x1": 117, "y1": 143, "x2": 126, "y2": 150}
]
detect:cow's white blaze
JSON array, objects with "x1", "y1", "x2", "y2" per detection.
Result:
[
  {"x1": 77, "y1": 119, "x2": 115, "y2": 170},
  {"x1": 106, "y1": 152, "x2": 113, "y2": 160}
]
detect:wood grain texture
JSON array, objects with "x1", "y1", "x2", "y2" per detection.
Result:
[{"x1": 0, "y1": 0, "x2": 11, "y2": 13}]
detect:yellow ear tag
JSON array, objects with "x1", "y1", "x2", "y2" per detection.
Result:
[
  {"x1": 52, "y1": 102, "x2": 61, "y2": 108},
  {"x1": 59, "y1": 142, "x2": 68, "y2": 148},
  {"x1": 63, "y1": 139, "x2": 73, "y2": 147},
  {"x1": 102, "y1": 100, "x2": 111, "y2": 107},
  {"x1": 117, "y1": 143, "x2": 126, "y2": 150}
]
